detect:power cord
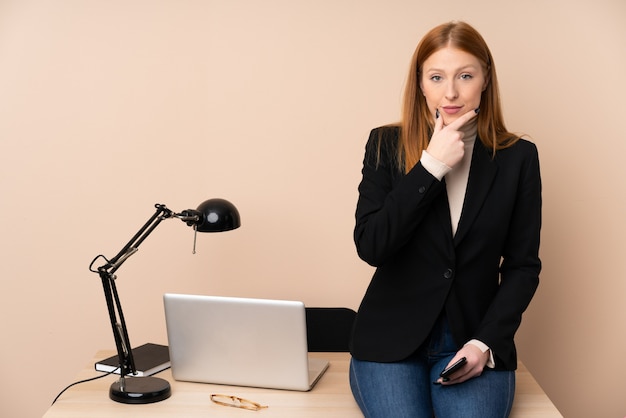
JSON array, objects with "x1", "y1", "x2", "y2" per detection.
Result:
[{"x1": 51, "y1": 367, "x2": 120, "y2": 405}]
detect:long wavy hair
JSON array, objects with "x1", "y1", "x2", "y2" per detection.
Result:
[{"x1": 398, "y1": 21, "x2": 519, "y2": 173}]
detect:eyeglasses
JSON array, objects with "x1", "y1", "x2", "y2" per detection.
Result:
[{"x1": 210, "y1": 394, "x2": 268, "y2": 411}]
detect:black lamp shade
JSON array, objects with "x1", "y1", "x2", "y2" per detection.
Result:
[{"x1": 194, "y1": 198, "x2": 241, "y2": 232}]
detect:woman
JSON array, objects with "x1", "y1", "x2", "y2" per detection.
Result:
[{"x1": 349, "y1": 21, "x2": 541, "y2": 418}]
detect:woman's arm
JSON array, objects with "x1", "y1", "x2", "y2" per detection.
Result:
[
  {"x1": 354, "y1": 127, "x2": 446, "y2": 266},
  {"x1": 474, "y1": 142, "x2": 542, "y2": 366}
]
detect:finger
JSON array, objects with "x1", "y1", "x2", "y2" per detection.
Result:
[
  {"x1": 446, "y1": 108, "x2": 479, "y2": 131},
  {"x1": 433, "y1": 108, "x2": 444, "y2": 133},
  {"x1": 441, "y1": 368, "x2": 472, "y2": 385}
]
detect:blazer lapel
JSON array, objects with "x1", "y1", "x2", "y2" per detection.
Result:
[
  {"x1": 453, "y1": 140, "x2": 498, "y2": 246},
  {"x1": 437, "y1": 178, "x2": 455, "y2": 236}
]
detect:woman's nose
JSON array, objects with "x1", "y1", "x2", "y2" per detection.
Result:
[{"x1": 445, "y1": 81, "x2": 459, "y2": 100}]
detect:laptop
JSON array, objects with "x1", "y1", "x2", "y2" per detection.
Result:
[{"x1": 163, "y1": 293, "x2": 329, "y2": 391}]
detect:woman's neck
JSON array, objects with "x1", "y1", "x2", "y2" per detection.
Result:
[{"x1": 456, "y1": 117, "x2": 477, "y2": 141}]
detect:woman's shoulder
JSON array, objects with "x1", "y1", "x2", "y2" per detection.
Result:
[
  {"x1": 369, "y1": 124, "x2": 400, "y2": 137},
  {"x1": 364, "y1": 124, "x2": 401, "y2": 167},
  {"x1": 512, "y1": 137, "x2": 537, "y2": 150},
  {"x1": 366, "y1": 124, "x2": 400, "y2": 150},
  {"x1": 494, "y1": 137, "x2": 539, "y2": 161}
]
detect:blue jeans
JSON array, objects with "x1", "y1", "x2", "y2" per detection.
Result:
[{"x1": 349, "y1": 316, "x2": 515, "y2": 418}]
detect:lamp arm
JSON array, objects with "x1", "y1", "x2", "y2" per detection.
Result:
[
  {"x1": 94, "y1": 203, "x2": 178, "y2": 379},
  {"x1": 105, "y1": 204, "x2": 173, "y2": 274},
  {"x1": 98, "y1": 271, "x2": 134, "y2": 377}
]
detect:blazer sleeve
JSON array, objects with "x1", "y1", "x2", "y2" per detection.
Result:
[
  {"x1": 473, "y1": 141, "x2": 542, "y2": 367},
  {"x1": 354, "y1": 127, "x2": 446, "y2": 266}
]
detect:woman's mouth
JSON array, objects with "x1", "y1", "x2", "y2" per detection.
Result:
[{"x1": 441, "y1": 106, "x2": 463, "y2": 115}]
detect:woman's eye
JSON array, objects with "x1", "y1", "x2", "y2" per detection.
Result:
[
  {"x1": 430, "y1": 75, "x2": 442, "y2": 82},
  {"x1": 460, "y1": 73, "x2": 473, "y2": 80}
]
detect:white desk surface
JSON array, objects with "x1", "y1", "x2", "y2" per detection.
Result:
[{"x1": 43, "y1": 351, "x2": 562, "y2": 417}]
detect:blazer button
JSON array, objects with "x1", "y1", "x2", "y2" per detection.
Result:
[
  {"x1": 418, "y1": 186, "x2": 426, "y2": 194},
  {"x1": 443, "y1": 269, "x2": 453, "y2": 279}
]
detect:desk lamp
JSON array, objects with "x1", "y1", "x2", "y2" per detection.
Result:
[{"x1": 89, "y1": 199, "x2": 241, "y2": 404}]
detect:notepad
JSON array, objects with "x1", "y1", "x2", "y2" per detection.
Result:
[{"x1": 94, "y1": 343, "x2": 170, "y2": 376}]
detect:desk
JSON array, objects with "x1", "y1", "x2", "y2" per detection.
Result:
[{"x1": 44, "y1": 351, "x2": 561, "y2": 417}]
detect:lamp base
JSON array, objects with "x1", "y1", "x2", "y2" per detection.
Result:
[{"x1": 109, "y1": 376, "x2": 171, "y2": 404}]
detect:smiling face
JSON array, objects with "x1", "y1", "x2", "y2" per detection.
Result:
[{"x1": 420, "y1": 46, "x2": 488, "y2": 126}]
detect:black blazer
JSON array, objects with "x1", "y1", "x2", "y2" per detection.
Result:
[{"x1": 350, "y1": 126, "x2": 541, "y2": 371}]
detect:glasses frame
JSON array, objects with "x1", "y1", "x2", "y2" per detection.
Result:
[{"x1": 210, "y1": 393, "x2": 268, "y2": 411}]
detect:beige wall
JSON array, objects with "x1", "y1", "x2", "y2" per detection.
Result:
[{"x1": 1, "y1": 1, "x2": 624, "y2": 417}]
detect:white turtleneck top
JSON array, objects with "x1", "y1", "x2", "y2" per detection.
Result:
[{"x1": 421, "y1": 134, "x2": 476, "y2": 235}]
